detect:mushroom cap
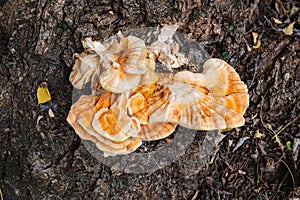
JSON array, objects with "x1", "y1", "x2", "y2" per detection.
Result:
[
  {"x1": 70, "y1": 52, "x2": 101, "y2": 89},
  {"x1": 90, "y1": 107, "x2": 140, "y2": 142},
  {"x1": 120, "y1": 36, "x2": 147, "y2": 75},
  {"x1": 128, "y1": 84, "x2": 170, "y2": 124},
  {"x1": 67, "y1": 92, "x2": 142, "y2": 157},
  {"x1": 109, "y1": 35, "x2": 147, "y2": 75},
  {"x1": 77, "y1": 107, "x2": 128, "y2": 145},
  {"x1": 67, "y1": 95, "x2": 99, "y2": 139},
  {"x1": 148, "y1": 90, "x2": 181, "y2": 124},
  {"x1": 99, "y1": 35, "x2": 148, "y2": 93},
  {"x1": 100, "y1": 137, "x2": 142, "y2": 157},
  {"x1": 76, "y1": 105, "x2": 142, "y2": 156},
  {"x1": 201, "y1": 58, "x2": 249, "y2": 115},
  {"x1": 67, "y1": 95, "x2": 130, "y2": 147},
  {"x1": 174, "y1": 58, "x2": 249, "y2": 116},
  {"x1": 139, "y1": 51, "x2": 158, "y2": 85},
  {"x1": 100, "y1": 62, "x2": 141, "y2": 93},
  {"x1": 203, "y1": 58, "x2": 247, "y2": 95},
  {"x1": 68, "y1": 28, "x2": 249, "y2": 157},
  {"x1": 82, "y1": 37, "x2": 107, "y2": 54},
  {"x1": 149, "y1": 82, "x2": 227, "y2": 130},
  {"x1": 138, "y1": 122, "x2": 177, "y2": 141},
  {"x1": 150, "y1": 58, "x2": 249, "y2": 130},
  {"x1": 92, "y1": 92, "x2": 141, "y2": 141}
]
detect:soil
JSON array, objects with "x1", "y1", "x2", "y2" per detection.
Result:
[{"x1": 1, "y1": 0, "x2": 300, "y2": 199}]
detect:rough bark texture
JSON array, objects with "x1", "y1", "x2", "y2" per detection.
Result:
[{"x1": 1, "y1": 0, "x2": 300, "y2": 199}]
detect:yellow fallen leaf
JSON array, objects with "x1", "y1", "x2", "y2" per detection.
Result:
[
  {"x1": 37, "y1": 82, "x2": 51, "y2": 104},
  {"x1": 253, "y1": 40, "x2": 261, "y2": 49},
  {"x1": 283, "y1": 22, "x2": 295, "y2": 35},
  {"x1": 251, "y1": 32, "x2": 261, "y2": 49}
]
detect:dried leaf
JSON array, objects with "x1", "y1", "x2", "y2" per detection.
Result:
[
  {"x1": 250, "y1": 149, "x2": 258, "y2": 159},
  {"x1": 265, "y1": 157, "x2": 275, "y2": 172},
  {"x1": 293, "y1": 138, "x2": 300, "y2": 154},
  {"x1": 245, "y1": 42, "x2": 251, "y2": 52},
  {"x1": 213, "y1": 131, "x2": 226, "y2": 146},
  {"x1": 293, "y1": 138, "x2": 300, "y2": 161},
  {"x1": 275, "y1": 1, "x2": 281, "y2": 13},
  {"x1": 36, "y1": 115, "x2": 44, "y2": 125},
  {"x1": 36, "y1": 115, "x2": 44, "y2": 132},
  {"x1": 282, "y1": 22, "x2": 295, "y2": 35},
  {"x1": 37, "y1": 82, "x2": 51, "y2": 104},
  {"x1": 265, "y1": 123, "x2": 273, "y2": 131},
  {"x1": 48, "y1": 108, "x2": 55, "y2": 118},
  {"x1": 253, "y1": 40, "x2": 261, "y2": 49},
  {"x1": 254, "y1": 187, "x2": 261, "y2": 193},
  {"x1": 254, "y1": 130, "x2": 265, "y2": 139},
  {"x1": 258, "y1": 142, "x2": 267, "y2": 155},
  {"x1": 232, "y1": 136, "x2": 250, "y2": 152},
  {"x1": 252, "y1": 32, "x2": 261, "y2": 49},
  {"x1": 271, "y1": 17, "x2": 283, "y2": 24},
  {"x1": 252, "y1": 32, "x2": 259, "y2": 44},
  {"x1": 290, "y1": 5, "x2": 300, "y2": 16},
  {"x1": 275, "y1": 1, "x2": 286, "y2": 14},
  {"x1": 228, "y1": 139, "x2": 233, "y2": 148}
]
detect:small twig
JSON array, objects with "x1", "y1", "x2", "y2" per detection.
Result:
[
  {"x1": 264, "y1": 16, "x2": 282, "y2": 32},
  {"x1": 0, "y1": 188, "x2": 3, "y2": 200},
  {"x1": 112, "y1": 15, "x2": 122, "y2": 25},
  {"x1": 270, "y1": 173, "x2": 288, "y2": 200},
  {"x1": 259, "y1": 93, "x2": 266, "y2": 126},
  {"x1": 209, "y1": 146, "x2": 220, "y2": 164},
  {"x1": 191, "y1": 189, "x2": 199, "y2": 200},
  {"x1": 143, "y1": 184, "x2": 149, "y2": 200},
  {"x1": 277, "y1": 159, "x2": 295, "y2": 200},
  {"x1": 294, "y1": 28, "x2": 300, "y2": 36},
  {"x1": 150, "y1": 153, "x2": 161, "y2": 170},
  {"x1": 248, "y1": 55, "x2": 259, "y2": 88},
  {"x1": 259, "y1": 92, "x2": 274, "y2": 135},
  {"x1": 272, "y1": 113, "x2": 300, "y2": 140},
  {"x1": 111, "y1": 0, "x2": 124, "y2": 25}
]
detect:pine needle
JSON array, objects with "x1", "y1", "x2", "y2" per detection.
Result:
[{"x1": 272, "y1": 113, "x2": 300, "y2": 140}]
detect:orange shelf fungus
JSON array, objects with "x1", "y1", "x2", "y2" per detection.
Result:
[{"x1": 67, "y1": 26, "x2": 249, "y2": 157}]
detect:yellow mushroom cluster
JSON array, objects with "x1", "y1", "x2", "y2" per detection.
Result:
[{"x1": 67, "y1": 27, "x2": 249, "y2": 157}]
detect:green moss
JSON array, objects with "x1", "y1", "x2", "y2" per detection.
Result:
[
  {"x1": 222, "y1": 51, "x2": 229, "y2": 58},
  {"x1": 58, "y1": 21, "x2": 68, "y2": 30}
]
